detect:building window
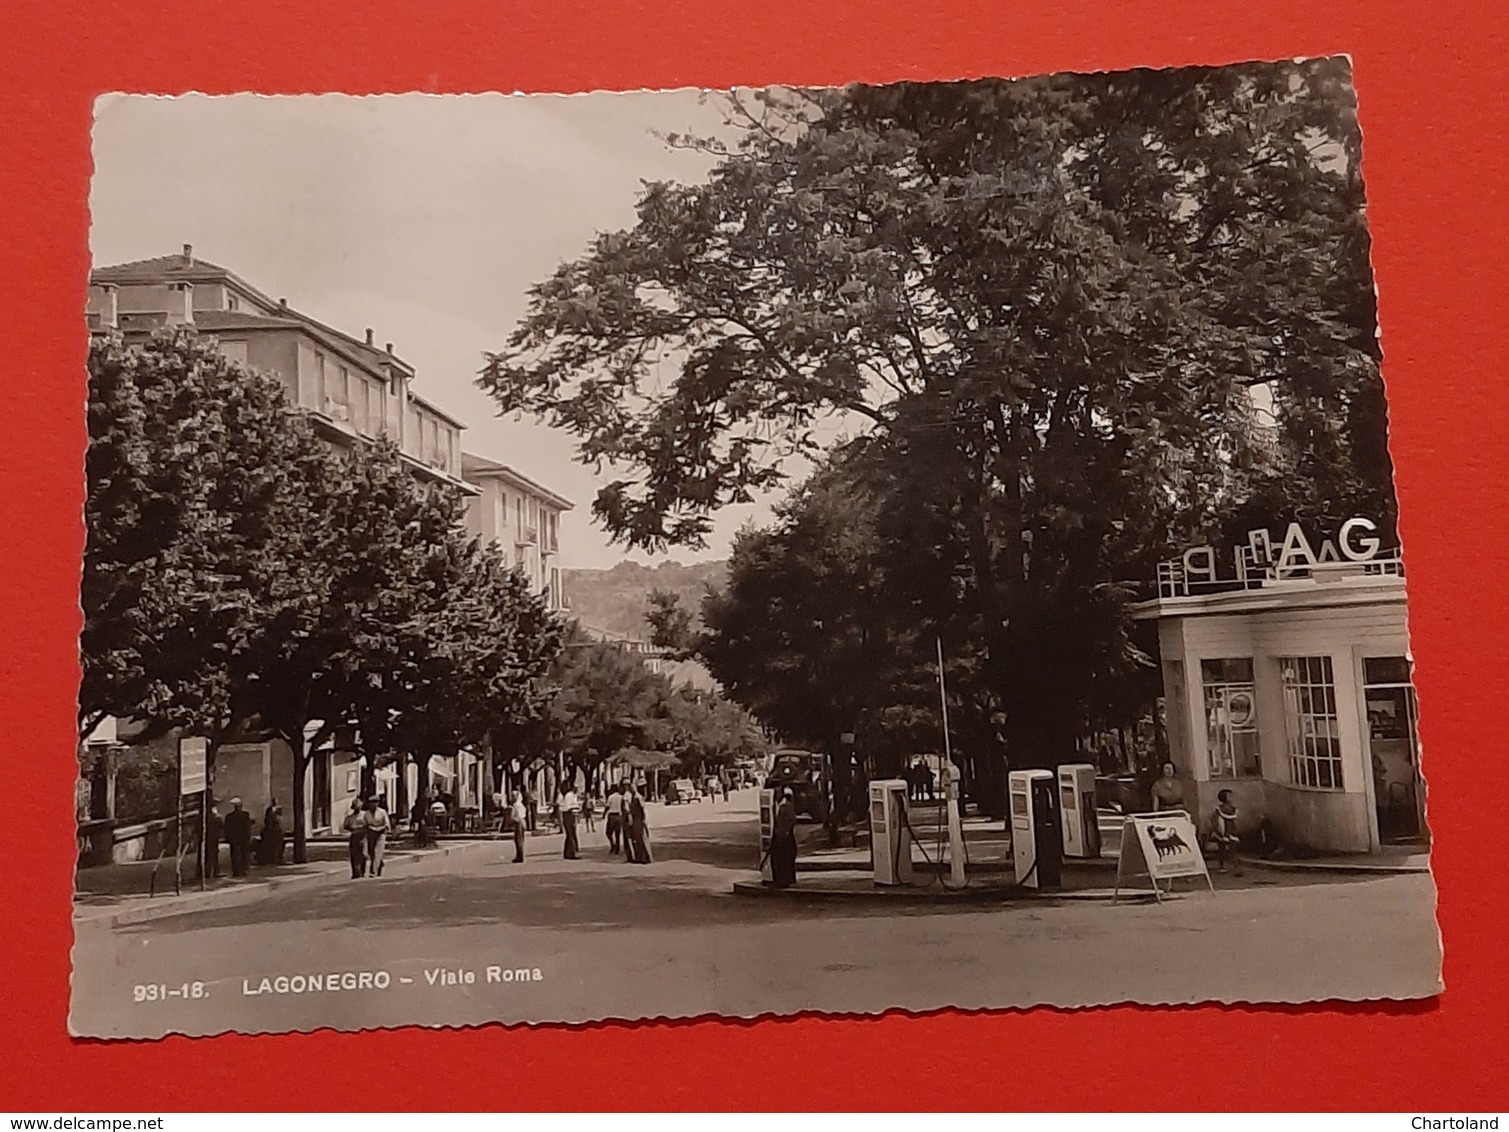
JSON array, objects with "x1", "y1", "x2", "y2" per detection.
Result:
[
  {"x1": 310, "y1": 351, "x2": 326, "y2": 408},
  {"x1": 1201, "y1": 658, "x2": 1260, "y2": 777},
  {"x1": 227, "y1": 292, "x2": 240, "y2": 312},
  {"x1": 550, "y1": 567, "x2": 561, "y2": 608},
  {"x1": 352, "y1": 376, "x2": 371, "y2": 434},
  {"x1": 1280, "y1": 655, "x2": 1343, "y2": 790}
]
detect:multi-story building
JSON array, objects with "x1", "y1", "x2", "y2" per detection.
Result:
[
  {"x1": 87, "y1": 245, "x2": 474, "y2": 493},
  {"x1": 461, "y1": 452, "x2": 573, "y2": 612},
  {"x1": 81, "y1": 247, "x2": 484, "y2": 855}
]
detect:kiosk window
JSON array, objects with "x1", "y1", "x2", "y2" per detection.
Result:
[
  {"x1": 1280, "y1": 655, "x2": 1343, "y2": 790},
  {"x1": 1201, "y1": 658, "x2": 1260, "y2": 778}
]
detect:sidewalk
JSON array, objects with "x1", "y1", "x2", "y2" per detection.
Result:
[
  {"x1": 1240, "y1": 843, "x2": 1430, "y2": 874},
  {"x1": 73, "y1": 837, "x2": 501, "y2": 929}
]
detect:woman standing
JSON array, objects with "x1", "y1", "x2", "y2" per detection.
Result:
[
  {"x1": 1151, "y1": 762, "x2": 1186, "y2": 813},
  {"x1": 770, "y1": 787, "x2": 799, "y2": 888},
  {"x1": 625, "y1": 782, "x2": 653, "y2": 864}
]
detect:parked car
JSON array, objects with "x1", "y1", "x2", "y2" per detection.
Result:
[
  {"x1": 665, "y1": 778, "x2": 700, "y2": 804},
  {"x1": 763, "y1": 749, "x2": 830, "y2": 822}
]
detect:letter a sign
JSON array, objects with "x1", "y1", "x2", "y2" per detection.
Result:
[{"x1": 1113, "y1": 811, "x2": 1214, "y2": 902}]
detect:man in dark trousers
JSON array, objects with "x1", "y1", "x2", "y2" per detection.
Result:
[
  {"x1": 558, "y1": 783, "x2": 581, "y2": 860},
  {"x1": 223, "y1": 797, "x2": 254, "y2": 877},
  {"x1": 770, "y1": 787, "x2": 799, "y2": 888},
  {"x1": 604, "y1": 784, "x2": 623, "y2": 854},
  {"x1": 204, "y1": 802, "x2": 223, "y2": 880},
  {"x1": 509, "y1": 791, "x2": 528, "y2": 863}
]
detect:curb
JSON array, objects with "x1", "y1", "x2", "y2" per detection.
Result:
[
  {"x1": 730, "y1": 879, "x2": 1154, "y2": 906},
  {"x1": 74, "y1": 839, "x2": 499, "y2": 930},
  {"x1": 1237, "y1": 854, "x2": 1430, "y2": 876}
]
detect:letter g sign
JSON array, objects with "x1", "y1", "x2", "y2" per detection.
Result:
[{"x1": 1339, "y1": 517, "x2": 1381, "y2": 562}]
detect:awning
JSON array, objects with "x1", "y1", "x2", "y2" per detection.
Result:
[{"x1": 615, "y1": 748, "x2": 679, "y2": 770}]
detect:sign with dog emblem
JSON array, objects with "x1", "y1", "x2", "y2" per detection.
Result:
[{"x1": 1113, "y1": 810, "x2": 1214, "y2": 902}]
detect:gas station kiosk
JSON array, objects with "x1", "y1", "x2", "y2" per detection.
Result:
[
  {"x1": 1009, "y1": 769, "x2": 1063, "y2": 888},
  {"x1": 1058, "y1": 762, "x2": 1101, "y2": 858},
  {"x1": 869, "y1": 778, "x2": 913, "y2": 886}
]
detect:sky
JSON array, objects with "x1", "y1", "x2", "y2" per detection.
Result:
[{"x1": 89, "y1": 91, "x2": 785, "y2": 571}]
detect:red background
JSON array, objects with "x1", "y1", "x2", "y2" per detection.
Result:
[{"x1": 2, "y1": 0, "x2": 1506, "y2": 1111}]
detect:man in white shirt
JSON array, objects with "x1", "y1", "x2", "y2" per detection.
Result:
[
  {"x1": 559, "y1": 784, "x2": 581, "y2": 860},
  {"x1": 364, "y1": 796, "x2": 391, "y2": 877},
  {"x1": 509, "y1": 791, "x2": 528, "y2": 863}
]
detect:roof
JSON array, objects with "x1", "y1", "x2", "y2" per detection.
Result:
[
  {"x1": 406, "y1": 390, "x2": 469, "y2": 431},
  {"x1": 189, "y1": 310, "x2": 303, "y2": 332},
  {"x1": 92, "y1": 251, "x2": 416, "y2": 378},
  {"x1": 460, "y1": 452, "x2": 574, "y2": 510},
  {"x1": 92, "y1": 253, "x2": 237, "y2": 287},
  {"x1": 1131, "y1": 573, "x2": 1408, "y2": 621}
]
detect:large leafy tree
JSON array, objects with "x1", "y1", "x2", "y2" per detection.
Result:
[
  {"x1": 81, "y1": 328, "x2": 329, "y2": 747},
  {"x1": 651, "y1": 445, "x2": 941, "y2": 815},
  {"x1": 534, "y1": 632, "x2": 675, "y2": 791},
  {"x1": 84, "y1": 331, "x2": 569, "y2": 861},
  {"x1": 354, "y1": 536, "x2": 565, "y2": 810},
  {"x1": 230, "y1": 438, "x2": 478, "y2": 862},
  {"x1": 482, "y1": 61, "x2": 1395, "y2": 783}
]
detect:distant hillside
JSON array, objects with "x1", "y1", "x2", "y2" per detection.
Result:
[{"x1": 563, "y1": 559, "x2": 727, "y2": 641}]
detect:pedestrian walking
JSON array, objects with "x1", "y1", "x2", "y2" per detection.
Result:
[
  {"x1": 770, "y1": 787, "x2": 799, "y2": 888},
  {"x1": 604, "y1": 784, "x2": 623, "y2": 854},
  {"x1": 223, "y1": 797, "x2": 253, "y2": 878},
  {"x1": 582, "y1": 792, "x2": 596, "y2": 833},
  {"x1": 720, "y1": 776, "x2": 729, "y2": 803},
  {"x1": 559, "y1": 783, "x2": 582, "y2": 860},
  {"x1": 1212, "y1": 789, "x2": 1243, "y2": 876},
  {"x1": 204, "y1": 802, "x2": 222, "y2": 880},
  {"x1": 625, "y1": 781, "x2": 652, "y2": 865},
  {"x1": 364, "y1": 795, "x2": 390, "y2": 877},
  {"x1": 524, "y1": 788, "x2": 537, "y2": 833},
  {"x1": 256, "y1": 800, "x2": 285, "y2": 867},
  {"x1": 509, "y1": 790, "x2": 528, "y2": 863},
  {"x1": 343, "y1": 799, "x2": 368, "y2": 878}
]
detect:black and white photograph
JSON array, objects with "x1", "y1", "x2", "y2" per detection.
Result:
[{"x1": 71, "y1": 59, "x2": 1441, "y2": 1040}]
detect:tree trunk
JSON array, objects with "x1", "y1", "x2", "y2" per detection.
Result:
[
  {"x1": 290, "y1": 729, "x2": 309, "y2": 865},
  {"x1": 415, "y1": 752, "x2": 431, "y2": 809}
]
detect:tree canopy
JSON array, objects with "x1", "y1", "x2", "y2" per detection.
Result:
[
  {"x1": 83, "y1": 329, "x2": 564, "y2": 859},
  {"x1": 483, "y1": 61, "x2": 1397, "y2": 789}
]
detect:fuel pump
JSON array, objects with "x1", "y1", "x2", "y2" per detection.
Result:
[
  {"x1": 1058, "y1": 763, "x2": 1101, "y2": 859},
  {"x1": 869, "y1": 779, "x2": 913, "y2": 886},
  {"x1": 1008, "y1": 769, "x2": 1062, "y2": 888},
  {"x1": 758, "y1": 787, "x2": 775, "y2": 883}
]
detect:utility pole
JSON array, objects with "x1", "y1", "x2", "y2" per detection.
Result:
[{"x1": 937, "y1": 637, "x2": 966, "y2": 886}]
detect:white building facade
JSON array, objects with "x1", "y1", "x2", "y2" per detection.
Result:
[
  {"x1": 1135, "y1": 519, "x2": 1427, "y2": 854},
  {"x1": 461, "y1": 453, "x2": 573, "y2": 612}
]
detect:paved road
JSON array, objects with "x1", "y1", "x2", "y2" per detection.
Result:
[{"x1": 70, "y1": 790, "x2": 1442, "y2": 1038}]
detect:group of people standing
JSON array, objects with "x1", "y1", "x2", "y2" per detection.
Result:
[
  {"x1": 602, "y1": 782, "x2": 652, "y2": 863},
  {"x1": 500, "y1": 780, "x2": 653, "y2": 865},
  {"x1": 204, "y1": 797, "x2": 285, "y2": 879},
  {"x1": 342, "y1": 795, "x2": 392, "y2": 879},
  {"x1": 1150, "y1": 761, "x2": 1243, "y2": 876}
]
